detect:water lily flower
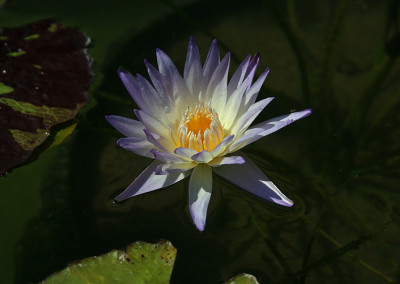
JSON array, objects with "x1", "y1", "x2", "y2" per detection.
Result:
[{"x1": 106, "y1": 37, "x2": 311, "y2": 231}]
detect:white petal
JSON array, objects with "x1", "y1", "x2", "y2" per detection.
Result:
[
  {"x1": 155, "y1": 161, "x2": 197, "y2": 175},
  {"x1": 208, "y1": 156, "x2": 245, "y2": 167},
  {"x1": 169, "y1": 65, "x2": 195, "y2": 111},
  {"x1": 150, "y1": 149, "x2": 186, "y2": 163},
  {"x1": 227, "y1": 54, "x2": 250, "y2": 96},
  {"x1": 156, "y1": 48, "x2": 180, "y2": 78},
  {"x1": 117, "y1": 137, "x2": 154, "y2": 158},
  {"x1": 228, "y1": 121, "x2": 291, "y2": 153},
  {"x1": 230, "y1": 97, "x2": 274, "y2": 136},
  {"x1": 207, "y1": 53, "x2": 230, "y2": 109},
  {"x1": 220, "y1": 72, "x2": 255, "y2": 129},
  {"x1": 253, "y1": 109, "x2": 312, "y2": 129},
  {"x1": 244, "y1": 54, "x2": 260, "y2": 87},
  {"x1": 229, "y1": 109, "x2": 312, "y2": 152},
  {"x1": 118, "y1": 68, "x2": 149, "y2": 113},
  {"x1": 189, "y1": 164, "x2": 213, "y2": 231},
  {"x1": 191, "y1": 150, "x2": 214, "y2": 163},
  {"x1": 143, "y1": 129, "x2": 174, "y2": 153},
  {"x1": 115, "y1": 160, "x2": 191, "y2": 201},
  {"x1": 136, "y1": 74, "x2": 169, "y2": 121},
  {"x1": 144, "y1": 60, "x2": 174, "y2": 106},
  {"x1": 213, "y1": 153, "x2": 293, "y2": 207},
  {"x1": 243, "y1": 67, "x2": 269, "y2": 108},
  {"x1": 211, "y1": 134, "x2": 235, "y2": 157},
  {"x1": 174, "y1": 147, "x2": 198, "y2": 160},
  {"x1": 184, "y1": 36, "x2": 205, "y2": 99},
  {"x1": 203, "y1": 39, "x2": 220, "y2": 85},
  {"x1": 105, "y1": 115, "x2": 146, "y2": 138},
  {"x1": 134, "y1": 109, "x2": 170, "y2": 139}
]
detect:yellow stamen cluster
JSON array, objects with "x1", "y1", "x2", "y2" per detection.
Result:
[{"x1": 177, "y1": 103, "x2": 224, "y2": 152}]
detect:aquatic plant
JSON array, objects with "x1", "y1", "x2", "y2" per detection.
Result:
[{"x1": 106, "y1": 37, "x2": 311, "y2": 231}]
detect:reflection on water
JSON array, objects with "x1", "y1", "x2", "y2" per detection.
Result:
[{"x1": 0, "y1": 0, "x2": 399, "y2": 283}]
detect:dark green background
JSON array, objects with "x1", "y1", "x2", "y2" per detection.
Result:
[{"x1": 1, "y1": 0, "x2": 399, "y2": 283}]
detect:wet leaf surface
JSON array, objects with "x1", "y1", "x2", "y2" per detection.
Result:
[
  {"x1": 0, "y1": 19, "x2": 93, "y2": 175},
  {"x1": 224, "y1": 273, "x2": 259, "y2": 284},
  {"x1": 42, "y1": 240, "x2": 177, "y2": 284}
]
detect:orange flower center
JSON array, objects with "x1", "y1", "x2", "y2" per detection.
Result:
[{"x1": 177, "y1": 104, "x2": 224, "y2": 152}]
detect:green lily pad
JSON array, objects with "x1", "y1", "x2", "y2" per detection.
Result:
[
  {"x1": 224, "y1": 273, "x2": 259, "y2": 284},
  {"x1": 0, "y1": 19, "x2": 93, "y2": 175},
  {"x1": 42, "y1": 240, "x2": 177, "y2": 283}
]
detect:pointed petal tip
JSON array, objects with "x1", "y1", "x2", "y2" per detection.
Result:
[
  {"x1": 117, "y1": 67, "x2": 131, "y2": 79},
  {"x1": 156, "y1": 47, "x2": 166, "y2": 56},
  {"x1": 117, "y1": 66, "x2": 127, "y2": 74},
  {"x1": 190, "y1": 207, "x2": 206, "y2": 231},
  {"x1": 304, "y1": 108, "x2": 313, "y2": 116},
  {"x1": 195, "y1": 221, "x2": 205, "y2": 231},
  {"x1": 114, "y1": 192, "x2": 129, "y2": 202},
  {"x1": 271, "y1": 197, "x2": 294, "y2": 207},
  {"x1": 114, "y1": 196, "x2": 123, "y2": 202}
]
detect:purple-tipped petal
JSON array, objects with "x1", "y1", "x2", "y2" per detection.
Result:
[
  {"x1": 169, "y1": 64, "x2": 194, "y2": 108},
  {"x1": 253, "y1": 108, "x2": 313, "y2": 126},
  {"x1": 151, "y1": 149, "x2": 186, "y2": 163},
  {"x1": 244, "y1": 53, "x2": 260, "y2": 85},
  {"x1": 105, "y1": 115, "x2": 146, "y2": 138},
  {"x1": 227, "y1": 54, "x2": 251, "y2": 96},
  {"x1": 189, "y1": 164, "x2": 213, "y2": 231},
  {"x1": 117, "y1": 137, "x2": 154, "y2": 158},
  {"x1": 136, "y1": 74, "x2": 170, "y2": 121},
  {"x1": 213, "y1": 153, "x2": 293, "y2": 207},
  {"x1": 229, "y1": 120, "x2": 292, "y2": 152},
  {"x1": 191, "y1": 150, "x2": 214, "y2": 163},
  {"x1": 156, "y1": 50, "x2": 193, "y2": 107},
  {"x1": 208, "y1": 155, "x2": 245, "y2": 167},
  {"x1": 143, "y1": 129, "x2": 171, "y2": 152},
  {"x1": 222, "y1": 72, "x2": 255, "y2": 129},
  {"x1": 184, "y1": 36, "x2": 205, "y2": 98},
  {"x1": 231, "y1": 97, "x2": 274, "y2": 136},
  {"x1": 208, "y1": 52, "x2": 230, "y2": 111},
  {"x1": 156, "y1": 48, "x2": 180, "y2": 78},
  {"x1": 243, "y1": 67, "x2": 270, "y2": 107},
  {"x1": 118, "y1": 67, "x2": 149, "y2": 113},
  {"x1": 174, "y1": 147, "x2": 198, "y2": 160},
  {"x1": 211, "y1": 134, "x2": 235, "y2": 157},
  {"x1": 230, "y1": 109, "x2": 312, "y2": 152},
  {"x1": 155, "y1": 161, "x2": 197, "y2": 175},
  {"x1": 115, "y1": 160, "x2": 191, "y2": 201},
  {"x1": 203, "y1": 39, "x2": 220, "y2": 85},
  {"x1": 144, "y1": 59, "x2": 172, "y2": 99},
  {"x1": 134, "y1": 109, "x2": 170, "y2": 138}
]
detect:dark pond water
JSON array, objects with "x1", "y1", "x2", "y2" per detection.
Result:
[{"x1": 1, "y1": 0, "x2": 399, "y2": 283}]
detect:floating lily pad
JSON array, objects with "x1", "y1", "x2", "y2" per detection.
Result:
[
  {"x1": 42, "y1": 240, "x2": 177, "y2": 283},
  {"x1": 0, "y1": 19, "x2": 93, "y2": 175},
  {"x1": 224, "y1": 273, "x2": 259, "y2": 284}
]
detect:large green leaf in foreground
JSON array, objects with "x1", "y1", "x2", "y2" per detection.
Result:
[
  {"x1": 42, "y1": 240, "x2": 259, "y2": 283},
  {"x1": 43, "y1": 240, "x2": 177, "y2": 284},
  {"x1": 0, "y1": 19, "x2": 93, "y2": 175}
]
